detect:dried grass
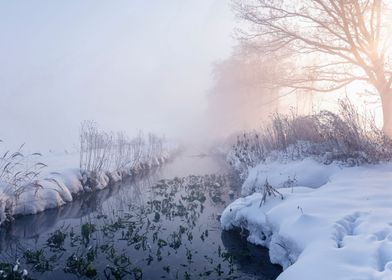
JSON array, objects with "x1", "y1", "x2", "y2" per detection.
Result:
[{"x1": 228, "y1": 99, "x2": 392, "y2": 176}]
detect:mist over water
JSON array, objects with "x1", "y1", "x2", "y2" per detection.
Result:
[{"x1": 0, "y1": 0, "x2": 235, "y2": 152}]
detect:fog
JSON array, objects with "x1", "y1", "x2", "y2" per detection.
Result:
[{"x1": 0, "y1": 0, "x2": 235, "y2": 152}]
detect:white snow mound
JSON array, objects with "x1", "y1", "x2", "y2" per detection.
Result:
[
  {"x1": 241, "y1": 158, "x2": 341, "y2": 196},
  {"x1": 221, "y1": 162, "x2": 392, "y2": 280}
]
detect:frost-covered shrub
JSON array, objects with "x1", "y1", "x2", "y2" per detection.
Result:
[
  {"x1": 228, "y1": 100, "x2": 392, "y2": 178},
  {"x1": 79, "y1": 121, "x2": 169, "y2": 189},
  {"x1": 79, "y1": 121, "x2": 113, "y2": 174}
]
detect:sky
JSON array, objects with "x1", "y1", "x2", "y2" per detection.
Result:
[{"x1": 0, "y1": 0, "x2": 236, "y2": 152}]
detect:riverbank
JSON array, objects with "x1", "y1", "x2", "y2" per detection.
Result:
[
  {"x1": 0, "y1": 142, "x2": 178, "y2": 225},
  {"x1": 221, "y1": 159, "x2": 392, "y2": 280}
]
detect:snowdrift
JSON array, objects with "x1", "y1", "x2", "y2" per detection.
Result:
[
  {"x1": 0, "y1": 145, "x2": 178, "y2": 224},
  {"x1": 221, "y1": 160, "x2": 392, "y2": 280}
]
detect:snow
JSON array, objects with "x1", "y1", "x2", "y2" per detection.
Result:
[
  {"x1": 221, "y1": 159, "x2": 392, "y2": 280},
  {"x1": 241, "y1": 158, "x2": 341, "y2": 196},
  {"x1": 0, "y1": 143, "x2": 178, "y2": 223},
  {"x1": 13, "y1": 168, "x2": 82, "y2": 215}
]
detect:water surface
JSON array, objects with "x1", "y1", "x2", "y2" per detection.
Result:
[{"x1": 0, "y1": 153, "x2": 282, "y2": 279}]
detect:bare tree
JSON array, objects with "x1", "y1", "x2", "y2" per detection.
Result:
[{"x1": 233, "y1": 0, "x2": 392, "y2": 135}]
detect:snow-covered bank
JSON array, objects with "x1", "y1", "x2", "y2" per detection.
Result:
[
  {"x1": 0, "y1": 143, "x2": 179, "y2": 224},
  {"x1": 221, "y1": 160, "x2": 392, "y2": 280}
]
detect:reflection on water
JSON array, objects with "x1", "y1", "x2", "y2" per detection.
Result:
[
  {"x1": 1, "y1": 154, "x2": 226, "y2": 241},
  {"x1": 0, "y1": 154, "x2": 282, "y2": 279},
  {"x1": 221, "y1": 230, "x2": 282, "y2": 279}
]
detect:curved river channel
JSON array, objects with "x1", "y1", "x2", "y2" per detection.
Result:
[{"x1": 0, "y1": 151, "x2": 282, "y2": 280}]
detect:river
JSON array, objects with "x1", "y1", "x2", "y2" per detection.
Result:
[{"x1": 0, "y1": 152, "x2": 282, "y2": 280}]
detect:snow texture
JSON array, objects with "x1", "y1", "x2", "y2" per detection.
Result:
[
  {"x1": 0, "y1": 144, "x2": 177, "y2": 223},
  {"x1": 221, "y1": 159, "x2": 392, "y2": 280}
]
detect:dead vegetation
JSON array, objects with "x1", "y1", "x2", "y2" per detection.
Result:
[
  {"x1": 0, "y1": 141, "x2": 48, "y2": 224},
  {"x1": 79, "y1": 121, "x2": 168, "y2": 189},
  {"x1": 228, "y1": 100, "x2": 392, "y2": 178}
]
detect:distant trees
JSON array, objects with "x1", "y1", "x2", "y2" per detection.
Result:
[
  {"x1": 232, "y1": 0, "x2": 392, "y2": 136},
  {"x1": 208, "y1": 43, "x2": 288, "y2": 135}
]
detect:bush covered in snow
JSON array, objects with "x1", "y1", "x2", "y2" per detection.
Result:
[{"x1": 227, "y1": 100, "x2": 392, "y2": 179}]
